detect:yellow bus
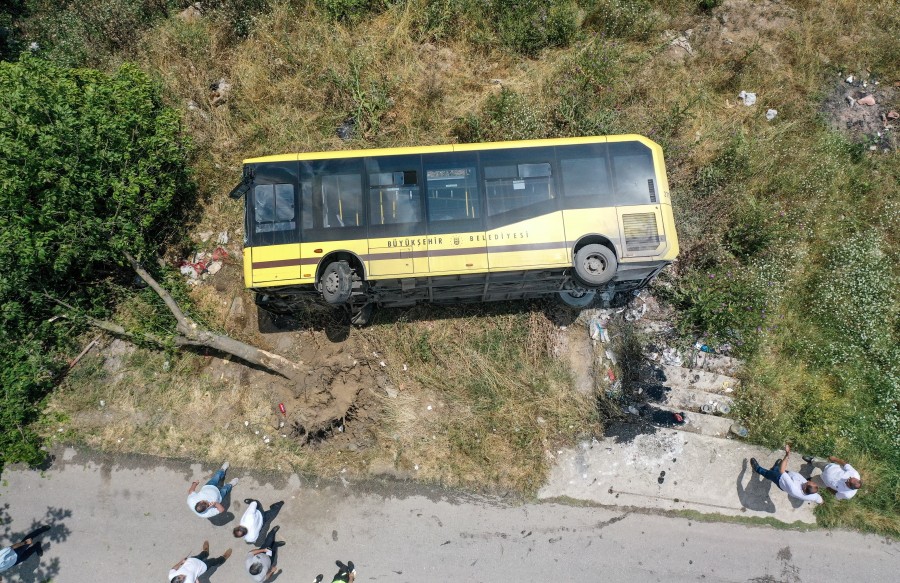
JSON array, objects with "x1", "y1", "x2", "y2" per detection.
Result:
[{"x1": 230, "y1": 135, "x2": 678, "y2": 324}]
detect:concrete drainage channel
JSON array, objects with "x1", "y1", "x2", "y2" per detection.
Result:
[{"x1": 540, "y1": 297, "x2": 817, "y2": 525}]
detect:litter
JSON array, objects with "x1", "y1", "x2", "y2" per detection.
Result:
[
  {"x1": 605, "y1": 349, "x2": 618, "y2": 365},
  {"x1": 845, "y1": 75, "x2": 854, "y2": 84},
  {"x1": 662, "y1": 347, "x2": 683, "y2": 367},
  {"x1": 766, "y1": 108, "x2": 778, "y2": 121},
  {"x1": 672, "y1": 412, "x2": 686, "y2": 424},
  {"x1": 729, "y1": 423, "x2": 749, "y2": 438},
  {"x1": 624, "y1": 302, "x2": 647, "y2": 322},
  {"x1": 606, "y1": 368, "x2": 616, "y2": 381},
  {"x1": 738, "y1": 90, "x2": 757, "y2": 106},
  {"x1": 588, "y1": 316, "x2": 610, "y2": 342},
  {"x1": 216, "y1": 231, "x2": 229, "y2": 245}
]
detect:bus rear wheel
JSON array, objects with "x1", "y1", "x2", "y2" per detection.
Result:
[
  {"x1": 574, "y1": 244, "x2": 617, "y2": 286},
  {"x1": 558, "y1": 288, "x2": 597, "y2": 309},
  {"x1": 321, "y1": 261, "x2": 353, "y2": 305}
]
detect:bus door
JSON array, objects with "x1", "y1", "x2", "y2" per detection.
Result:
[
  {"x1": 248, "y1": 162, "x2": 302, "y2": 284},
  {"x1": 481, "y1": 147, "x2": 567, "y2": 270},
  {"x1": 366, "y1": 155, "x2": 427, "y2": 277},
  {"x1": 299, "y1": 159, "x2": 367, "y2": 281},
  {"x1": 423, "y1": 153, "x2": 487, "y2": 274}
]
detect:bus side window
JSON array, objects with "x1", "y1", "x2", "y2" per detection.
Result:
[
  {"x1": 425, "y1": 167, "x2": 479, "y2": 222},
  {"x1": 483, "y1": 159, "x2": 554, "y2": 217},
  {"x1": 254, "y1": 183, "x2": 296, "y2": 233},
  {"x1": 321, "y1": 173, "x2": 364, "y2": 228},
  {"x1": 369, "y1": 171, "x2": 420, "y2": 224},
  {"x1": 609, "y1": 141, "x2": 657, "y2": 205},
  {"x1": 557, "y1": 143, "x2": 613, "y2": 207}
]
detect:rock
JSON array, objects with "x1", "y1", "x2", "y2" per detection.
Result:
[
  {"x1": 177, "y1": 2, "x2": 203, "y2": 23},
  {"x1": 186, "y1": 99, "x2": 210, "y2": 121},
  {"x1": 888, "y1": 111, "x2": 899, "y2": 120},
  {"x1": 206, "y1": 260, "x2": 223, "y2": 275},
  {"x1": 857, "y1": 94, "x2": 876, "y2": 106}
]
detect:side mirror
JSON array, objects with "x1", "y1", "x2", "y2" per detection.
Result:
[{"x1": 228, "y1": 167, "x2": 254, "y2": 199}]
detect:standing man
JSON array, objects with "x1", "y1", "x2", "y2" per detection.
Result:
[
  {"x1": 168, "y1": 541, "x2": 232, "y2": 583},
  {"x1": 245, "y1": 525, "x2": 282, "y2": 581},
  {"x1": 188, "y1": 461, "x2": 239, "y2": 518},
  {"x1": 750, "y1": 444, "x2": 823, "y2": 505},
  {"x1": 234, "y1": 499, "x2": 284, "y2": 544},
  {"x1": 804, "y1": 454, "x2": 862, "y2": 500}
]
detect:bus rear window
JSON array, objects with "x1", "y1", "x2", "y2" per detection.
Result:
[{"x1": 609, "y1": 142, "x2": 656, "y2": 205}]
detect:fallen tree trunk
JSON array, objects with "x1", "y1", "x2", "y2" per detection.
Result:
[{"x1": 49, "y1": 252, "x2": 308, "y2": 384}]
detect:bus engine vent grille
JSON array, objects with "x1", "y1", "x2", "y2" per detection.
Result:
[
  {"x1": 623, "y1": 213, "x2": 660, "y2": 251},
  {"x1": 648, "y1": 179, "x2": 657, "y2": 203}
]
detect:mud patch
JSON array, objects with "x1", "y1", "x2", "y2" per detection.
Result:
[{"x1": 821, "y1": 75, "x2": 898, "y2": 151}]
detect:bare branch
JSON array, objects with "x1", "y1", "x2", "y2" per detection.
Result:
[{"x1": 124, "y1": 251, "x2": 191, "y2": 329}]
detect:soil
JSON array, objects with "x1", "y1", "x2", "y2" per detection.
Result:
[{"x1": 821, "y1": 77, "x2": 899, "y2": 151}]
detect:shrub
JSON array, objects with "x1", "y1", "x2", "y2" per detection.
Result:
[
  {"x1": 453, "y1": 88, "x2": 549, "y2": 143},
  {"x1": 583, "y1": 0, "x2": 657, "y2": 40},
  {"x1": 0, "y1": 56, "x2": 194, "y2": 471},
  {"x1": 495, "y1": 0, "x2": 579, "y2": 57},
  {"x1": 317, "y1": 0, "x2": 387, "y2": 23}
]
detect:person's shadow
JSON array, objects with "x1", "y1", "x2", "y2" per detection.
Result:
[
  {"x1": 736, "y1": 458, "x2": 776, "y2": 513},
  {"x1": 0, "y1": 505, "x2": 71, "y2": 583},
  {"x1": 208, "y1": 489, "x2": 235, "y2": 527}
]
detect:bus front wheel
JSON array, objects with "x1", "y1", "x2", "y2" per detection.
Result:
[
  {"x1": 574, "y1": 244, "x2": 617, "y2": 286},
  {"x1": 321, "y1": 261, "x2": 353, "y2": 305}
]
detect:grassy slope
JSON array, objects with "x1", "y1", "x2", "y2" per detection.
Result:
[{"x1": 15, "y1": 0, "x2": 899, "y2": 533}]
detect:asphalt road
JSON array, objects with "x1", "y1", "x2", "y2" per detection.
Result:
[{"x1": 0, "y1": 447, "x2": 896, "y2": 583}]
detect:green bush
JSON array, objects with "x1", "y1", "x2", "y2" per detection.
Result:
[
  {"x1": 583, "y1": 0, "x2": 657, "y2": 40},
  {"x1": 453, "y1": 88, "x2": 549, "y2": 143},
  {"x1": 495, "y1": 0, "x2": 579, "y2": 57},
  {"x1": 318, "y1": 0, "x2": 387, "y2": 23},
  {"x1": 0, "y1": 56, "x2": 194, "y2": 471}
]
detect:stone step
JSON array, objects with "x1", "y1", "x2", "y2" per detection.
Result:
[
  {"x1": 689, "y1": 350, "x2": 743, "y2": 376},
  {"x1": 640, "y1": 403, "x2": 736, "y2": 438},
  {"x1": 660, "y1": 364, "x2": 739, "y2": 395},
  {"x1": 660, "y1": 386, "x2": 734, "y2": 414}
]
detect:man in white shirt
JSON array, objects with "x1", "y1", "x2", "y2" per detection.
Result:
[
  {"x1": 187, "y1": 461, "x2": 239, "y2": 519},
  {"x1": 168, "y1": 541, "x2": 232, "y2": 583},
  {"x1": 750, "y1": 444, "x2": 823, "y2": 505},
  {"x1": 233, "y1": 499, "x2": 284, "y2": 544},
  {"x1": 803, "y1": 454, "x2": 862, "y2": 500}
]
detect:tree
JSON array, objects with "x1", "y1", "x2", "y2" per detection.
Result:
[{"x1": 0, "y1": 55, "x2": 194, "y2": 471}]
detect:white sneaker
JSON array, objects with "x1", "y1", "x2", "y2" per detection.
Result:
[
  {"x1": 221, "y1": 461, "x2": 230, "y2": 472},
  {"x1": 229, "y1": 478, "x2": 239, "y2": 487}
]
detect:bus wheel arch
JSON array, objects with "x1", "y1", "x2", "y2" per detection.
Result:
[
  {"x1": 317, "y1": 251, "x2": 365, "y2": 305},
  {"x1": 571, "y1": 236, "x2": 618, "y2": 286}
]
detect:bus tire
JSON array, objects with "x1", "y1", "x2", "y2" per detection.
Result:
[
  {"x1": 350, "y1": 303, "x2": 375, "y2": 326},
  {"x1": 321, "y1": 261, "x2": 353, "y2": 305},
  {"x1": 574, "y1": 244, "x2": 617, "y2": 286},
  {"x1": 558, "y1": 289, "x2": 597, "y2": 309}
]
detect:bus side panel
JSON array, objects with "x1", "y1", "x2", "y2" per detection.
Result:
[
  {"x1": 561, "y1": 208, "x2": 624, "y2": 258},
  {"x1": 299, "y1": 240, "x2": 369, "y2": 282},
  {"x1": 368, "y1": 235, "x2": 417, "y2": 276},
  {"x1": 486, "y1": 212, "x2": 569, "y2": 270},
  {"x1": 426, "y1": 230, "x2": 488, "y2": 274},
  {"x1": 250, "y1": 243, "x2": 302, "y2": 283}
]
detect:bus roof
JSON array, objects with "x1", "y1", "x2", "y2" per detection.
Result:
[{"x1": 242, "y1": 134, "x2": 657, "y2": 164}]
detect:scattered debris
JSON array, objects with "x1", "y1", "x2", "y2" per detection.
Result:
[
  {"x1": 857, "y1": 94, "x2": 876, "y2": 106},
  {"x1": 766, "y1": 108, "x2": 778, "y2": 121},
  {"x1": 729, "y1": 423, "x2": 749, "y2": 438},
  {"x1": 662, "y1": 347, "x2": 683, "y2": 367},
  {"x1": 336, "y1": 117, "x2": 355, "y2": 141},
  {"x1": 738, "y1": 90, "x2": 757, "y2": 106},
  {"x1": 209, "y1": 78, "x2": 232, "y2": 107},
  {"x1": 216, "y1": 231, "x2": 229, "y2": 245},
  {"x1": 186, "y1": 99, "x2": 210, "y2": 122}
]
